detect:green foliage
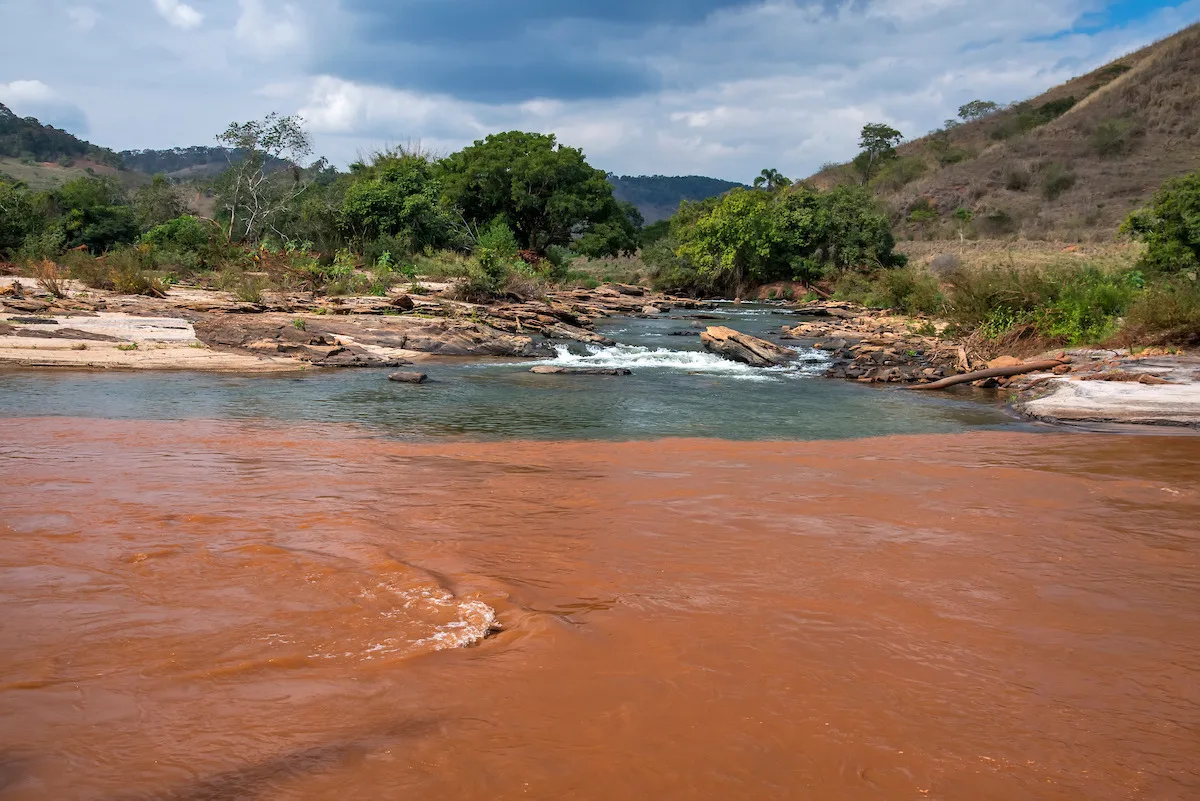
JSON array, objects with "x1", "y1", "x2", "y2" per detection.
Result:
[
  {"x1": 438, "y1": 131, "x2": 637, "y2": 256},
  {"x1": 833, "y1": 265, "x2": 944, "y2": 315},
  {"x1": 49, "y1": 176, "x2": 139, "y2": 252},
  {"x1": 958, "y1": 100, "x2": 999, "y2": 121},
  {"x1": 0, "y1": 102, "x2": 122, "y2": 167},
  {"x1": 752, "y1": 168, "x2": 791, "y2": 190},
  {"x1": 639, "y1": 218, "x2": 671, "y2": 248},
  {"x1": 141, "y1": 214, "x2": 214, "y2": 254},
  {"x1": 872, "y1": 156, "x2": 925, "y2": 192},
  {"x1": 854, "y1": 123, "x2": 903, "y2": 183},
  {"x1": 0, "y1": 179, "x2": 41, "y2": 256},
  {"x1": 215, "y1": 113, "x2": 313, "y2": 243},
  {"x1": 1122, "y1": 274, "x2": 1200, "y2": 344},
  {"x1": 990, "y1": 97, "x2": 1077, "y2": 140},
  {"x1": 572, "y1": 200, "x2": 641, "y2": 259},
  {"x1": 340, "y1": 148, "x2": 458, "y2": 253},
  {"x1": 652, "y1": 184, "x2": 900, "y2": 294},
  {"x1": 133, "y1": 174, "x2": 187, "y2": 230},
  {"x1": 945, "y1": 264, "x2": 1140, "y2": 344},
  {"x1": 1122, "y1": 171, "x2": 1200, "y2": 275}
]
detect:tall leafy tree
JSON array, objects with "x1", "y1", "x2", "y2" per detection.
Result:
[
  {"x1": 51, "y1": 176, "x2": 139, "y2": 252},
  {"x1": 340, "y1": 148, "x2": 458, "y2": 253},
  {"x1": 958, "y1": 100, "x2": 999, "y2": 121},
  {"x1": 854, "y1": 123, "x2": 903, "y2": 184},
  {"x1": 133, "y1": 174, "x2": 188, "y2": 231},
  {"x1": 438, "y1": 131, "x2": 638, "y2": 255},
  {"x1": 215, "y1": 113, "x2": 314, "y2": 243}
]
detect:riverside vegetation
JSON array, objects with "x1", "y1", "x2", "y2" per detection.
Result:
[{"x1": 1, "y1": 21, "x2": 1199, "y2": 358}]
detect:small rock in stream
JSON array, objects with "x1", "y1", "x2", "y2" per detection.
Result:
[{"x1": 388, "y1": 371, "x2": 429, "y2": 384}]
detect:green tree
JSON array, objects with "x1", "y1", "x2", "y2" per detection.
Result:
[
  {"x1": 51, "y1": 176, "x2": 138, "y2": 252},
  {"x1": 660, "y1": 184, "x2": 901, "y2": 294},
  {"x1": 215, "y1": 112, "x2": 313, "y2": 243},
  {"x1": 0, "y1": 179, "x2": 41, "y2": 256},
  {"x1": 133, "y1": 174, "x2": 187, "y2": 231},
  {"x1": 340, "y1": 148, "x2": 458, "y2": 253},
  {"x1": 752, "y1": 168, "x2": 791, "y2": 191},
  {"x1": 438, "y1": 131, "x2": 637, "y2": 255},
  {"x1": 1122, "y1": 171, "x2": 1200, "y2": 275},
  {"x1": 958, "y1": 100, "x2": 999, "y2": 121},
  {"x1": 854, "y1": 123, "x2": 903, "y2": 184}
]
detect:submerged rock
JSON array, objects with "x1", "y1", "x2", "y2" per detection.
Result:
[
  {"x1": 388, "y1": 371, "x2": 429, "y2": 384},
  {"x1": 699, "y1": 326, "x2": 795, "y2": 368},
  {"x1": 529, "y1": 366, "x2": 632, "y2": 376}
]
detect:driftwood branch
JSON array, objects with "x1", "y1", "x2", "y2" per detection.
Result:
[{"x1": 909, "y1": 359, "x2": 1068, "y2": 391}]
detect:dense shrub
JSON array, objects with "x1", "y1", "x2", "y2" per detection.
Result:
[
  {"x1": 340, "y1": 149, "x2": 459, "y2": 253},
  {"x1": 1121, "y1": 275, "x2": 1200, "y2": 345},
  {"x1": 1090, "y1": 119, "x2": 1138, "y2": 157},
  {"x1": 651, "y1": 184, "x2": 902, "y2": 295},
  {"x1": 1122, "y1": 171, "x2": 1200, "y2": 275},
  {"x1": 1004, "y1": 167, "x2": 1032, "y2": 191},
  {"x1": 946, "y1": 264, "x2": 1139, "y2": 344},
  {"x1": 1040, "y1": 163, "x2": 1077, "y2": 200},
  {"x1": 834, "y1": 264, "x2": 944, "y2": 315}
]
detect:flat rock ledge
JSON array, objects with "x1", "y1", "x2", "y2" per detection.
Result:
[
  {"x1": 529, "y1": 366, "x2": 632, "y2": 375},
  {"x1": 1018, "y1": 377, "x2": 1200, "y2": 427}
]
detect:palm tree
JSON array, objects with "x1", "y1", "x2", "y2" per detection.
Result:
[{"x1": 752, "y1": 168, "x2": 791, "y2": 191}]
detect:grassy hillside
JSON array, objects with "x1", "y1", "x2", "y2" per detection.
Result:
[
  {"x1": 608, "y1": 174, "x2": 746, "y2": 223},
  {"x1": 810, "y1": 23, "x2": 1200, "y2": 242}
]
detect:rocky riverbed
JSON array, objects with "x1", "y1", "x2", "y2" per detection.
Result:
[
  {"x1": 0, "y1": 277, "x2": 706, "y2": 371},
  {"x1": 4, "y1": 275, "x2": 1198, "y2": 427}
]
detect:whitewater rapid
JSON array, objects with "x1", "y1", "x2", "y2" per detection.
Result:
[{"x1": 539, "y1": 342, "x2": 828, "y2": 381}]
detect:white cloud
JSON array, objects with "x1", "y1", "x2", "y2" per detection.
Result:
[
  {"x1": 0, "y1": 80, "x2": 90, "y2": 134},
  {"x1": 1, "y1": 0, "x2": 1198, "y2": 179},
  {"x1": 153, "y1": 0, "x2": 202, "y2": 29},
  {"x1": 236, "y1": 0, "x2": 306, "y2": 57},
  {"x1": 67, "y1": 6, "x2": 100, "y2": 32},
  {"x1": 0, "y1": 79, "x2": 56, "y2": 104}
]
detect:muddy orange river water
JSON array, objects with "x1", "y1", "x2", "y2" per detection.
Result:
[{"x1": 1, "y1": 418, "x2": 1199, "y2": 800}]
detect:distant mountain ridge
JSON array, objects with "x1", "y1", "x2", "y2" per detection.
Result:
[
  {"x1": 608, "y1": 174, "x2": 747, "y2": 223},
  {"x1": 119, "y1": 146, "x2": 288, "y2": 179},
  {"x1": 0, "y1": 103, "x2": 121, "y2": 168},
  {"x1": 807, "y1": 22, "x2": 1200, "y2": 241}
]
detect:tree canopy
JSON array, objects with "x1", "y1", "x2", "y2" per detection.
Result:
[
  {"x1": 1123, "y1": 170, "x2": 1200, "y2": 275},
  {"x1": 438, "y1": 131, "x2": 637, "y2": 256},
  {"x1": 647, "y1": 183, "x2": 902, "y2": 295},
  {"x1": 854, "y1": 123, "x2": 903, "y2": 184},
  {"x1": 340, "y1": 149, "x2": 458, "y2": 253}
]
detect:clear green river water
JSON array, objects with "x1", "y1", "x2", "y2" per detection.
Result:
[{"x1": 0, "y1": 303, "x2": 1030, "y2": 440}]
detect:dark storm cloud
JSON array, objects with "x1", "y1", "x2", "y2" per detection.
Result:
[{"x1": 319, "y1": 0, "x2": 765, "y2": 102}]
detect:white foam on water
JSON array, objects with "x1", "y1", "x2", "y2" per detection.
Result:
[{"x1": 540, "y1": 343, "x2": 827, "y2": 381}]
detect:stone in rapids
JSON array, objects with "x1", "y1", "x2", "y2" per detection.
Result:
[{"x1": 700, "y1": 326, "x2": 796, "y2": 368}]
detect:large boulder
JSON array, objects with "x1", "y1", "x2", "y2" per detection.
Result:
[{"x1": 700, "y1": 326, "x2": 796, "y2": 368}]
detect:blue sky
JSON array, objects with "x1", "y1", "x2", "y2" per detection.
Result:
[{"x1": 1, "y1": 0, "x2": 1196, "y2": 181}]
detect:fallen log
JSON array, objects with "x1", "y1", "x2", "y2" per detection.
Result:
[{"x1": 909, "y1": 359, "x2": 1069, "y2": 391}]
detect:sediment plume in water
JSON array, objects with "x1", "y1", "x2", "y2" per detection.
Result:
[{"x1": 2, "y1": 418, "x2": 1199, "y2": 800}]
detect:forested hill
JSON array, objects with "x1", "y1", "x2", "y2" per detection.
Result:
[
  {"x1": 0, "y1": 103, "x2": 122, "y2": 168},
  {"x1": 608, "y1": 174, "x2": 746, "y2": 223},
  {"x1": 807, "y1": 22, "x2": 1200, "y2": 241},
  {"x1": 119, "y1": 146, "x2": 289, "y2": 179}
]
